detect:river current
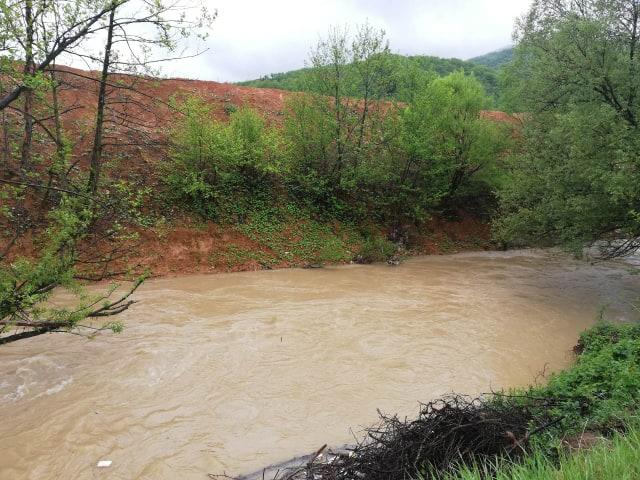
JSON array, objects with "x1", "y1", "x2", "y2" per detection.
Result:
[{"x1": 1, "y1": 250, "x2": 638, "y2": 479}]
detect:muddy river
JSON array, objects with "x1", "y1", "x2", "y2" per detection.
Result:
[{"x1": 1, "y1": 250, "x2": 638, "y2": 479}]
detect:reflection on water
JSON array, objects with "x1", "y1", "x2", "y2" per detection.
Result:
[{"x1": 0, "y1": 250, "x2": 638, "y2": 479}]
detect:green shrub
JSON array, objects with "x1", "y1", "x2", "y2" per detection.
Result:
[
  {"x1": 223, "y1": 101, "x2": 237, "y2": 115},
  {"x1": 163, "y1": 98, "x2": 285, "y2": 221},
  {"x1": 399, "y1": 71, "x2": 509, "y2": 215},
  {"x1": 534, "y1": 322, "x2": 640, "y2": 431},
  {"x1": 356, "y1": 235, "x2": 396, "y2": 263}
]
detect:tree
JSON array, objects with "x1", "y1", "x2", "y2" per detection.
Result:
[
  {"x1": 496, "y1": 0, "x2": 640, "y2": 257},
  {"x1": 76, "y1": 0, "x2": 215, "y2": 194},
  {"x1": 0, "y1": 0, "x2": 213, "y2": 343},
  {"x1": 399, "y1": 72, "x2": 508, "y2": 217},
  {"x1": 0, "y1": 0, "x2": 120, "y2": 110},
  {"x1": 284, "y1": 23, "x2": 396, "y2": 216},
  {"x1": 306, "y1": 24, "x2": 393, "y2": 172}
]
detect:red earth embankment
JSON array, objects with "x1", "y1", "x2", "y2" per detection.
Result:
[{"x1": 5, "y1": 67, "x2": 518, "y2": 276}]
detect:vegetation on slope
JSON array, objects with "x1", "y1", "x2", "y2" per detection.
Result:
[
  {"x1": 469, "y1": 47, "x2": 514, "y2": 68},
  {"x1": 164, "y1": 25, "x2": 510, "y2": 248},
  {"x1": 238, "y1": 52, "x2": 502, "y2": 102}
]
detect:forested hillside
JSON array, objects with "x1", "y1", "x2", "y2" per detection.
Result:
[
  {"x1": 238, "y1": 52, "x2": 502, "y2": 101},
  {"x1": 469, "y1": 47, "x2": 514, "y2": 68}
]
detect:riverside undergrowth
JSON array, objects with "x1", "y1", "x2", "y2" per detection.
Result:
[
  {"x1": 442, "y1": 321, "x2": 640, "y2": 480},
  {"x1": 200, "y1": 202, "x2": 400, "y2": 268},
  {"x1": 447, "y1": 424, "x2": 640, "y2": 480}
]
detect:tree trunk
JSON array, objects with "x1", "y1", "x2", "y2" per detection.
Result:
[
  {"x1": 20, "y1": 0, "x2": 35, "y2": 175},
  {"x1": 88, "y1": 3, "x2": 116, "y2": 195},
  {"x1": 333, "y1": 63, "x2": 344, "y2": 175},
  {"x1": 1, "y1": 110, "x2": 8, "y2": 169},
  {"x1": 51, "y1": 69, "x2": 65, "y2": 164},
  {"x1": 38, "y1": 69, "x2": 65, "y2": 217},
  {"x1": 627, "y1": 3, "x2": 638, "y2": 121}
]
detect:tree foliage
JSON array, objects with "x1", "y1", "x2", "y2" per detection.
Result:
[
  {"x1": 164, "y1": 99, "x2": 284, "y2": 220},
  {"x1": 469, "y1": 47, "x2": 514, "y2": 69},
  {"x1": 281, "y1": 24, "x2": 397, "y2": 218},
  {"x1": 400, "y1": 72, "x2": 509, "y2": 215},
  {"x1": 496, "y1": 0, "x2": 640, "y2": 257},
  {"x1": 0, "y1": 0, "x2": 213, "y2": 343},
  {"x1": 238, "y1": 53, "x2": 502, "y2": 103},
  {"x1": 168, "y1": 27, "x2": 509, "y2": 230}
]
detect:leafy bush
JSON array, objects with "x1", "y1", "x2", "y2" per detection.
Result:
[
  {"x1": 164, "y1": 98, "x2": 285, "y2": 220},
  {"x1": 399, "y1": 71, "x2": 509, "y2": 215},
  {"x1": 282, "y1": 93, "x2": 344, "y2": 214},
  {"x1": 533, "y1": 322, "x2": 640, "y2": 431},
  {"x1": 356, "y1": 235, "x2": 396, "y2": 263}
]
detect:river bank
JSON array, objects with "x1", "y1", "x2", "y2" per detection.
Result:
[{"x1": 124, "y1": 213, "x2": 492, "y2": 277}]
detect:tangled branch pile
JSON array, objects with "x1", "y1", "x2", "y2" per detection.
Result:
[{"x1": 237, "y1": 394, "x2": 567, "y2": 480}]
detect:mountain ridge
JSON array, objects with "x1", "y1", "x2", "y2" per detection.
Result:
[
  {"x1": 236, "y1": 48, "x2": 513, "y2": 101},
  {"x1": 469, "y1": 47, "x2": 514, "y2": 68}
]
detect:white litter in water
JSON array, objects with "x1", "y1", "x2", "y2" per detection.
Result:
[{"x1": 97, "y1": 460, "x2": 112, "y2": 468}]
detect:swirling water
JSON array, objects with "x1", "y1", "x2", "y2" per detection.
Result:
[{"x1": 1, "y1": 250, "x2": 638, "y2": 479}]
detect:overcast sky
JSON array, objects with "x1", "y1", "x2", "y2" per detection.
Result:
[{"x1": 164, "y1": 0, "x2": 534, "y2": 82}]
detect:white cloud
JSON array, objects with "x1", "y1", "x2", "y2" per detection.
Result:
[{"x1": 161, "y1": 0, "x2": 533, "y2": 82}]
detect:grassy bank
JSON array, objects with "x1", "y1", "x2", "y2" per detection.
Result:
[
  {"x1": 449, "y1": 425, "x2": 640, "y2": 480},
  {"x1": 131, "y1": 202, "x2": 491, "y2": 277}
]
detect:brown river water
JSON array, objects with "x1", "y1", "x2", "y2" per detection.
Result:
[{"x1": 1, "y1": 250, "x2": 639, "y2": 479}]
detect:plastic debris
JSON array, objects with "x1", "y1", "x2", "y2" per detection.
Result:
[{"x1": 97, "y1": 460, "x2": 112, "y2": 468}]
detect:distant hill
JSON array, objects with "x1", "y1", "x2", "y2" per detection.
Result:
[
  {"x1": 237, "y1": 53, "x2": 501, "y2": 102},
  {"x1": 469, "y1": 47, "x2": 514, "y2": 68}
]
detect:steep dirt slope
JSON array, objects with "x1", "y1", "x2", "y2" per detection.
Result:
[{"x1": 6, "y1": 67, "x2": 515, "y2": 276}]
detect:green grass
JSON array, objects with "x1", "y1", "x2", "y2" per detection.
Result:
[
  {"x1": 448, "y1": 424, "x2": 640, "y2": 480},
  {"x1": 208, "y1": 243, "x2": 278, "y2": 269},
  {"x1": 237, "y1": 204, "x2": 363, "y2": 264}
]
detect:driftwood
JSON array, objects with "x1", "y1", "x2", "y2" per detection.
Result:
[{"x1": 218, "y1": 394, "x2": 568, "y2": 480}]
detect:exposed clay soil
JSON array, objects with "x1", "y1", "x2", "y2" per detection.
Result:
[
  {"x1": 132, "y1": 220, "x2": 289, "y2": 276},
  {"x1": 125, "y1": 215, "x2": 493, "y2": 278},
  {"x1": 5, "y1": 67, "x2": 511, "y2": 277}
]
